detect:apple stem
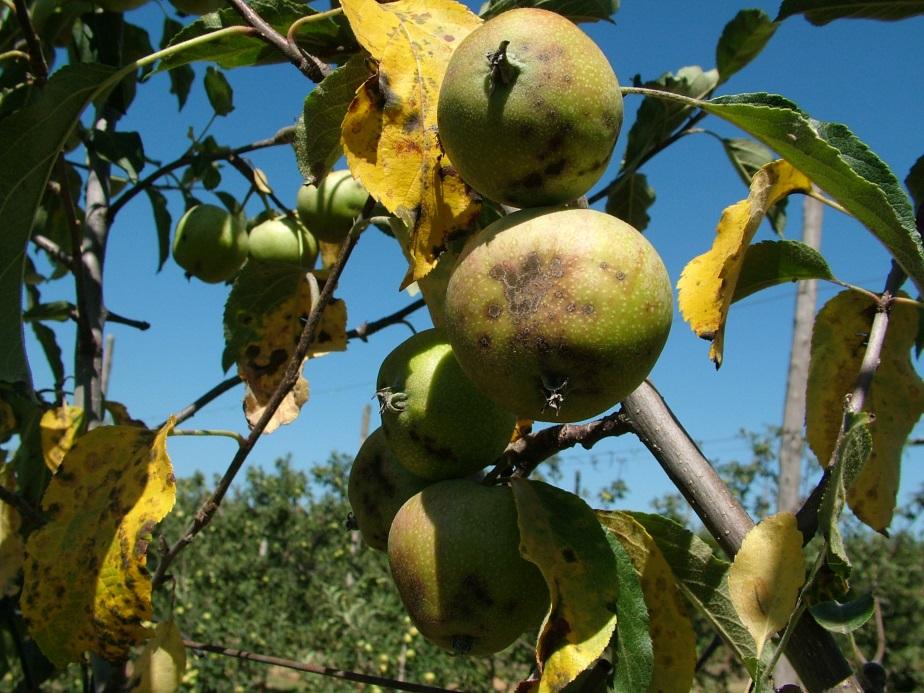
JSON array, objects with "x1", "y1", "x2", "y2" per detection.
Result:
[
  {"x1": 376, "y1": 386, "x2": 408, "y2": 414},
  {"x1": 540, "y1": 375, "x2": 569, "y2": 415},
  {"x1": 487, "y1": 40, "x2": 519, "y2": 92}
]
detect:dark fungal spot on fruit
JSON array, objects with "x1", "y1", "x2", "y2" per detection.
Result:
[
  {"x1": 460, "y1": 573, "x2": 494, "y2": 607},
  {"x1": 561, "y1": 547, "x2": 577, "y2": 563},
  {"x1": 478, "y1": 333, "x2": 492, "y2": 350},
  {"x1": 582, "y1": 304, "x2": 595, "y2": 315},
  {"x1": 513, "y1": 171, "x2": 544, "y2": 191},
  {"x1": 544, "y1": 158, "x2": 567, "y2": 176},
  {"x1": 485, "y1": 303, "x2": 502, "y2": 319}
]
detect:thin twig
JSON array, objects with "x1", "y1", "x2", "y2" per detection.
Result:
[
  {"x1": 183, "y1": 639, "x2": 459, "y2": 692},
  {"x1": 346, "y1": 298, "x2": 426, "y2": 341},
  {"x1": 108, "y1": 126, "x2": 295, "y2": 222},
  {"x1": 12, "y1": 0, "x2": 48, "y2": 83},
  {"x1": 0, "y1": 486, "x2": 46, "y2": 527},
  {"x1": 167, "y1": 375, "x2": 243, "y2": 428},
  {"x1": 225, "y1": 0, "x2": 330, "y2": 82},
  {"x1": 151, "y1": 207, "x2": 369, "y2": 589}
]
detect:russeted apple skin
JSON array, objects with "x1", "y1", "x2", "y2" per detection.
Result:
[
  {"x1": 347, "y1": 428, "x2": 431, "y2": 551},
  {"x1": 437, "y1": 8, "x2": 623, "y2": 208},
  {"x1": 376, "y1": 328, "x2": 517, "y2": 481},
  {"x1": 387, "y1": 479, "x2": 549, "y2": 655},
  {"x1": 443, "y1": 207, "x2": 673, "y2": 423}
]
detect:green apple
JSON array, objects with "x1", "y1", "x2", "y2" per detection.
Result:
[
  {"x1": 172, "y1": 204, "x2": 248, "y2": 283},
  {"x1": 296, "y1": 169, "x2": 370, "y2": 244},
  {"x1": 247, "y1": 215, "x2": 318, "y2": 268}
]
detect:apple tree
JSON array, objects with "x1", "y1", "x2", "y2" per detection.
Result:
[{"x1": 1, "y1": 0, "x2": 922, "y2": 690}]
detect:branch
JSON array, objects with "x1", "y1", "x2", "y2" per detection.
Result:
[
  {"x1": 0, "y1": 486, "x2": 46, "y2": 527},
  {"x1": 151, "y1": 206, "x2": 369, "y2": 589},
  {"x1": 183, "y1": 639, "x2": 457, "y2": 693},
  {"x1": 107, "y1": 126, "x2": 295, "y2": 222},
  {"x1": 346, "y1": 298, "x2": 426, "y2": 341},
  {"x1": 167, "y1": 375, "x2": 243, "y2": 428},
  {"x1": 12, "y1": 0, "x2": 48, "y2": 83},
  {"x1": 621, "y1": 380, "x2": 855, "y2": 691},
  {"x1": 225, "y1": 0, "x2": 330, "y2": 82}
]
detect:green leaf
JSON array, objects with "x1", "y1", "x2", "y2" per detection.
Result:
[
  {"x1": 22, "y1": 302, "x2": 74, "y2": 323},
  {"x1": 818, "y1": 413, "x2": 874, "y2": 578},
  {"x1": 204, "y1": 66, "x2": 234, "y2": 116},
  {"x1": 701, "y1": 93, "x2": 924, "y2": 295},
  {"x1": 89, "y1": 129, "x2": 146, "y2": 181},
  {"x1": 161, "y1": 18, "x2": 194, "y2": 110},
  {"x1": 716, "y1": 9, "x2": 778, "y2": 84},
  {"x1": 623, "y1": 66, "x2": 719, "y2": 171},
  {"x1": 511, "y1": 479, "x2": 619, "y2": 691},
  {"x1": 731, "y1": 239, "x2": 834, "y2": 303},
  {"x1": 30, "y1": 323, "x2": 65, "y2": 393},
  {"x1": 480, "y1": 0, "x2": 619, "y2": 23},
  {"x1": 621, "y1": 511, "x2": 765, "y2": 679},
  {"x1": 145, "y1": 188, "x2": 172, "y2": 272},
  {"x1": 605, "y1": 173, "x2": 656, "y2": 232},
  {"x1": 607, "y1": 535, "x2": 653, "y2": 693},
  {"x1": 777, "y1": 0, "x2": 924, "y2": 25},
  {"x1": 906, "y1": 154, "x2": 924, "y2": 212},
  {"x1": 720, "y1": 137, "x2": 788, "y2": 232},
  {"x1": 294, "y1": 55, "x2": 371, "y2": 184},
  {"x1": 0, "y1": 62, "x2": 119, "y2": 388},
  {"x1": 156, "y1": 0, "x2": 355, "y2": 72},
  {"x1": 809, "y1": 594, "x2": 875, "y2": 633}
]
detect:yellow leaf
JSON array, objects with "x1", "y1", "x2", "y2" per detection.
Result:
[
  {"x1": 0, "y1": 465, "x2": 25, "y2": 597},
  {"x1": 105, "y1": 400, "x2": 147, "y2": 428},
  {"x1": 806, "y1": 290, "x2": 924, "y2": 531},
  {"x1": 20, "y1": 419, "x2": 178, "y2": 666},
  {"x1": 727, "y1": 512, "x2": 805, "y2": 658},
  {"x1": 340, "y1": 0, "x2": 482, "y2": 285},
  {"x1": 677, "y1": 160, "x2": 812, "y2": 366},
  {"x1": 40, "y1": 403, "x2": 84, "y2": 472},
  {"x1": 510, "y1": 479, "x2": 618, "y2": 693},
  {"x1": 598, "y1": 511, "x2": 696, "y2": 693},
  {"x1": 129, "y1": 619, "x2": 186, "y2": 693},
  {"x1": 235, "y1": 272, "x2": 347, "y2": 433}
]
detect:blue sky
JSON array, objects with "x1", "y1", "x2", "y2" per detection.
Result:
[{"x1": 27, "y1": 1, "x2": 924, "y2": 519}]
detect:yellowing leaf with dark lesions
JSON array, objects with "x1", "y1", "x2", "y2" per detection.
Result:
[
  {"x1": 0, "y1": 464, "x2": 25, "y2": 597},
  {"x1": 105, "y1": 400, "x2": 147, "y2": 428},
  {"x1": 129, "y1": 619, "x2": 186, "y2": 693},
  {"x1": 340, "y1": 0, "x2": 482, "y2": 285},
  {"x1": 224, "y1": 263, "x2": 347, "y2": 433},
  {"x1": 597, "y1": 511, "x2": 696, "y2": 693},
  {"x1": 806, "y1": 290, "x2": 924, "y2": 531},
  {"x1": 677, "y1": 160, "x2": 812, "y2": 366},
  {"x1": 20, "y1": 419, "x2": 177, "y2": 667},
  {"x1": 727, "y1": 512, "x2": 805, "y2": 658},
  {"x1": 39, "y1": 403, "x2": 84, "y2": 472},
  {"x1": 511, "y1": 479, "x2": 618, "y2": 692}
]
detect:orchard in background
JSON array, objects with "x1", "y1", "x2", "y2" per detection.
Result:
[{"x1": 1, "y1": 0, "x2": 923, "y2": 691}]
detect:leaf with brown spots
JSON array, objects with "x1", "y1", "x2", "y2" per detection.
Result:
[
  {"x1": 340, "y1": 0, "x2": 482, "y2": 286},
  {"x1": 0, "y1": 464, "x2": 25, "y2": 597},
  {"x1": 727, "y1": 512, "x2": 805, "y2": 658},
  {"x1": 223, "y1": 262, "x2": 347, "y2": 433},
  {"x1": 39, "y1": 403, "x2": 84, "y2": 473},
  {"x1": 677, "y1": 160, "x2": 812, "y2": 366},
  {"x1": 20, "y1": 419, "x2": 177, "y2": 666},
  {"x1": 597, "y1": 511, "x2": 697, "y2": 693},
  {"x1": 511, "y1": 479, "x2": 618, "y2": 692},
  {"x1": 807, "y1": 290, "x2": 924, "y2": 531}
]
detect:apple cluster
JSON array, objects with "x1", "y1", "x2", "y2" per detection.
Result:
[{"x1": 170, "y1": 169, "x2": 368, "y2": 282}]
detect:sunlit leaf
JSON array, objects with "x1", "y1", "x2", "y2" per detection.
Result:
[
  {"x1": 621, "y1": 511, "x2": 764, "y2": 679},
  {"x1": 223, "y1": 263, "x2": 346, "y2": 432},
  {"x1": 727, "y1": 512, "x2": 805, "y2": 657},
  {"x1": 0, "y1": 62, "x2": 118, "y2": 387},
  {"x1": 777, "y1": 0, "x2": 924, "y2": 25},
  {"x1": 39, "y1": 403, "x2": 84, "y2": 473},
  {"x1": 21, "y1": 420, "x2": 177, "y2": 666},
  {"x1": 156, "y1": 0, "x2": 355, "y2": 71},
  {"x1": 700, "y1": 93, "x2": 924, "y2": 296},
  {"x1": 732, "y1": 239, "x2": 834, "y2": 303},
  {"x1": 605, "y1": 173, "x2": 656, "y2": 232},
  {"x1": 607, "y1": 535, "x2": 653, "y2": 693},
  {"x1": 480, "y1": 0, "x2": 619, "y2": 23},
  {"x1": 511, "y1": 479, "x2": 619, "y2": 692},
  {"x1": 129, "y1": 619, "x2": 187, "y2": 692},
  {"x1": 715, "y1": 9, "x2": 778, "y2": 84},
  {"x1": 0, "y1": 464, "x2": 25, "y2": 597},
  {"x1": 678, "y1": 160, "x2": 812, "y2": 366},
  {"x1": 293, "y1": 54, "x2": 371, "y2": 185},
  {"x1": 598, "y1": 511, "x2": 697, "y2": 693},
  {"x1": 809, "y1": 594, "x2": 875, "y2": 634},
  {"x1": 818, "y1": 413, "x2": 873, "y2": 577},
  {"x1": 340, "y1": 0, "x2": 482, "y2": 286},
  {"x1": 806, "y1": 290, "x2": 924, "y2": 531},
  {"x1": 720, "y1": 137, "x2": 789, "y2": 234}
]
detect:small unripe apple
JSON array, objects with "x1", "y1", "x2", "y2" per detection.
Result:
[
  {"x1": 296, "y1": 169, "x2": 370, "y2": 244},
  {"x1": 376, "y1": 328, "x2": 517, "y2": 480},
  {"x1": 171, "y1": 204, "x2": 248, "y2": 283},
  {"x1": 347, "y1": 428, "x2": 431, "y2": 551},
  {"x1": 443, "y1": 207, "x2": 672, "y2": 422},
  {"x1": 437, "y1": 8, "x2": 623, "y2": 207},
  {"x1": 247, "y1": 215, "x2": 318, "y2": 268},
  {"x1": 388, "y1": 478, "x2": 549, "y2": 655}
]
